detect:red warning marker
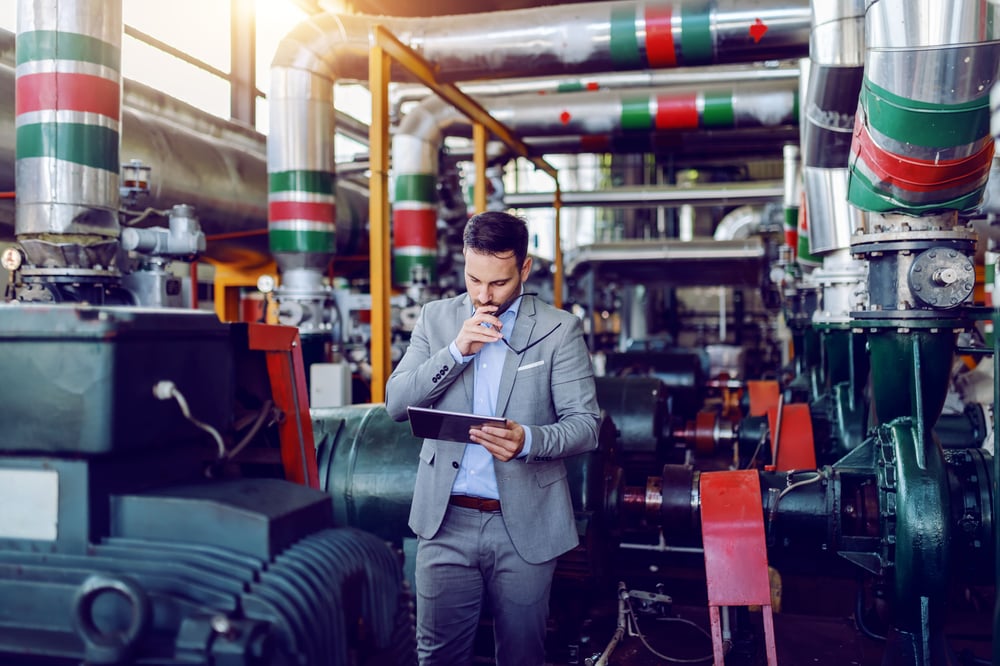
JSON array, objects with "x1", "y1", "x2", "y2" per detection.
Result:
[
  {"x1": 750, "y1": 18, "x2": 768, "y2": 43},
  {"x1": 560, "y1": 110, "x2": 572, "y2": 124}
]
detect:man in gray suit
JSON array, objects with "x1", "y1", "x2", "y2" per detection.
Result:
[{"x1": 385, "y1": 211, "x2": 600, "y2": 666}]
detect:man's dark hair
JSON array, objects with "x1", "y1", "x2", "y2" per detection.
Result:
[{"x1": 463, "y1": 211, "x2": 529, "y2": 268}]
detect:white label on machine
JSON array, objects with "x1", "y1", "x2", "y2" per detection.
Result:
[{"x1": 0, "y1": 469, "x2": 58, "y2": 540}]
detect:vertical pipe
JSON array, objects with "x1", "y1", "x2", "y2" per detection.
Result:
[
  {"x1": 267, "y1": 66, "x2": 336, "y2": 275},
  {"x1": 15, "y1": 0, "x2": 123, "y2": 269},
  {"x1": 369, "y1": 40, "x2": 391, "y2": 403}
]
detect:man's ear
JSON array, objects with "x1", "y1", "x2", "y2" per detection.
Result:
[{"x1": 520, "y1": 256, "x2": 533, "y2": 281}]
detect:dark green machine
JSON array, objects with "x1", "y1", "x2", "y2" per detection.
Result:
[{"x1": 0, "y1": 305, "x2": 415, "y2": 665}]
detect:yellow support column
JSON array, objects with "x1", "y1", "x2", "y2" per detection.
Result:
[
  {"x1": 553, "y1": 186, "x2": 563, "y2": 310},
  {"x1": 369, "y1": 32, "x2": 392, "y2": 403},
  {"x1": 474, "y1": 123, "x2": 488, "y2": 214}
]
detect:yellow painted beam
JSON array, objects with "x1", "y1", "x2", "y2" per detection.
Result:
[
  {"x1": 474, "y1": 123, "x2": 487, "y2": 214},
  {"x1": 372, "y1": 25, "x2": 558, "y2": 182},
  {"x1": 369, "y1": 38, "x2": 392, "y2": 403}
]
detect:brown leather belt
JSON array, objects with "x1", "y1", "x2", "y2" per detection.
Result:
[{"x1": 449, "y1": 494, "x2": 501, "y2": 512}]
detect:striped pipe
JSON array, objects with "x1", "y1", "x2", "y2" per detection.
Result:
[
  {"x1": 782, "y1": 144, "x2": 800, "y2": 253},
  {"x1": 388, "y1": 62, "x2": 801, "y2": 118},
  {"x1": 391, "y1": 134, "x2": 439, "y2": 285},
  {"x1": 267, "y1": 67, "x2": 336, "y2": 270},
  {"x1": 15, "y1": 0, "x2": 122, "y2": 269},
  {"x1": 847, "y1": 0, "x2": 1000, "y2": 214},
  {"x1": 617, "y1": 88, "x2": 797, "y2": 131},
  {"x1": 801, "y1": 0, "x2": 865, "y2": 256},
  {"x1": 392, "y1": 83, "x2": 797, "y2": 286},
  {"x1": 273, "y1": 1, "x2": 810, "y2": 277}
]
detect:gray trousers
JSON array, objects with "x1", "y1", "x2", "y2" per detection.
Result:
[{"x1": 415, "y1": 504, "x2": 558, "y2": 666}]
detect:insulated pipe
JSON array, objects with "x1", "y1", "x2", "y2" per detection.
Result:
[
  {"x1": 847, "y1": 0, "x2": 1000, "y2": 214},
  {"x1": 801, "y1": 0, "x2": 865, "y2": 256},
  {"x1": 392, "y1": 82, "x2": 798, "y2": 285},
  {"x1": 506, "y1": 181, "x2": 783, "y2": 209},
  {"x1": 15, "y1": 0, "x2": 123, "y2": 270},
  {"x1": 388, "y1": 61, "x2": 801, "y2": 119},
  {"x1": 270, "y1": 0, "x2": 811, "y2": 278}
]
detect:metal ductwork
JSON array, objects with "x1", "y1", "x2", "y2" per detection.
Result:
[
  {"x1": 269, "y1": 0, "x2": 811, "y2": 289},
  {"x1": 392, "y1": 80, "x2": 797, "y2": 285},
  {"x1": 15, "y1": 0, "x2": 123, "y2": 271},
  {"x1": 847, "y1": 0, "x2": 998, "y2": 214}
]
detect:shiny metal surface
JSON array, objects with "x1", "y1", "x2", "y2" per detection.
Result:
[
  {"x1": 803, "y1": 168, "x2": 863, "y2": 254},
  {"x1": 783, "y1": 143, "x2": 800, "y2": 208},
  {"x1": 712, "y1": 3, "x2": 812, "y2": 60},
  {"x1": 809, "y1": 249, "x2": 867, "y2": 324},
  {"x1": 809, "y1": 0, "x2": 864, "y2": 67},
  {"x1": 564, "y1": 238, "x2": 765, "y2": 286},
  {"x1": 506, "y1": 181, "x2": 783, "y2": 209},
  {"x1": 866, "y1": 43, "x2": 1000, "y2": 106},
  {"x1": 866, "y1": 0, "x2": 999, "y2": 51},
  {"x1": 713, "y1": 205, "x2": 765, "y2": 241}
]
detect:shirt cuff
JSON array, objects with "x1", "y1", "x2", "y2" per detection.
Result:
[
  {"x1": 518, "y1": 426, "x2": 533, "y2": 458},
  {"x1": 449, "y1": 341, "x2": 474, "y2": 364}
]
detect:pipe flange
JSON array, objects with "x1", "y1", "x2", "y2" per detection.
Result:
[{"x1": 908, "y1": 248, "x2": 975, "y2": 309}]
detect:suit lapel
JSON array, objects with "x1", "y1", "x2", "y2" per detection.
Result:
[
  {"x1": 457, "y1": 295, "x2": 475, "y2": 406},
  {"x1": 496, "y1": 295, "x2": 537, "y2": 416}
]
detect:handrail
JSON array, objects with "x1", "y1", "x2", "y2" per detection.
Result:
[{"x1": 367, "y1": 24, "x2": 562, "y2": 401}]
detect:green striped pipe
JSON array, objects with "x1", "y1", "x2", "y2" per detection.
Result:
[
  {"x1": 392, "y1": 173, "x2": 438, "y2": 286},
  {"x1": 848, "y1": 78, "x2": 993, "y2": 214},
  {"x1": 267, "y1": 67, "x2": 336, "y2": 268},
  {"x1": 620, "y1": 90, "x2": 794, "y2": 131},
  {"x1": 15, "y1": 2, "x2": 123, "y2": 262}
]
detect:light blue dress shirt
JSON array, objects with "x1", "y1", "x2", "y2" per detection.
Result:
[{"x1": 447, "y1": 294, "x2": 534, "y2": 499}]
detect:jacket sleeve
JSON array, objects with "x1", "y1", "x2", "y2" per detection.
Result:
[
  {"x1": 524, "y1": 315, "x2": 600, "y2": 461},
  {"x1": 384, "y1": 300, "x2": 470, "y2": 421}
]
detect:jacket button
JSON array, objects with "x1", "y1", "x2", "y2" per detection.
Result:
[{"x1": 452, "y1": 461, "x2": 460, "y2": 469}]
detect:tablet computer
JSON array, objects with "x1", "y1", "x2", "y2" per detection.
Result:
[{"x1": 407, "y1": 406, "x2": 506, "y2": 443}]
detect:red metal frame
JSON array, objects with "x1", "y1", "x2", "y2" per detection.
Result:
[
  {"x1": 766, "y1": 403, "x2": 817, "y2": 472},
  {"x1": 247, "y1": 322, "x2": 320, "y2": 489},
  {"x1": 700, "y1": 470, "x2": 778, "y2": 665},
  {"x1": 746, "y1": 380, "x2": 780, "y2": 417}
]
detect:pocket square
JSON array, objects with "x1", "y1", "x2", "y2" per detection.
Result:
[{"x1": 517, "y1": 360, "x2": 544, "y2": 371}]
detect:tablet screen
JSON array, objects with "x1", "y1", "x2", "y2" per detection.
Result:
[{"x1": 407, "y1": 406, "x2": 506, "y2": 443}]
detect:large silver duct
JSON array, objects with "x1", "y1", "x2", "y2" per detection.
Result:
[
  {"x1": 15, "y1": 0, "x2": 123, "y2": 270},
  {"x1": 269, "y1": 0, "x2": 811, "y2": 286}
]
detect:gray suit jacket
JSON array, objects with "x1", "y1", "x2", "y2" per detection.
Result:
[{"x1": 385, "y1": 293, "x2": 600, "y2": 563}]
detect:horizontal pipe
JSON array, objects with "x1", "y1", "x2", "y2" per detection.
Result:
[{"x1": 505, "y1": 181, "x2": 783, "y2": 209}]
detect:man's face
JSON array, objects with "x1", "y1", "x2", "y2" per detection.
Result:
[{"x1": 464, "y1": 248, "x2": 533, "y2": 310}]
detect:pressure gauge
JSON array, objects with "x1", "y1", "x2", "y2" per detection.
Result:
[
  {"x1": 1, "y1": 247, "x2": 22, "y2": 272},
  {"x1": 257, "y1": 274, "x2": 276, "y2": 294}
]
